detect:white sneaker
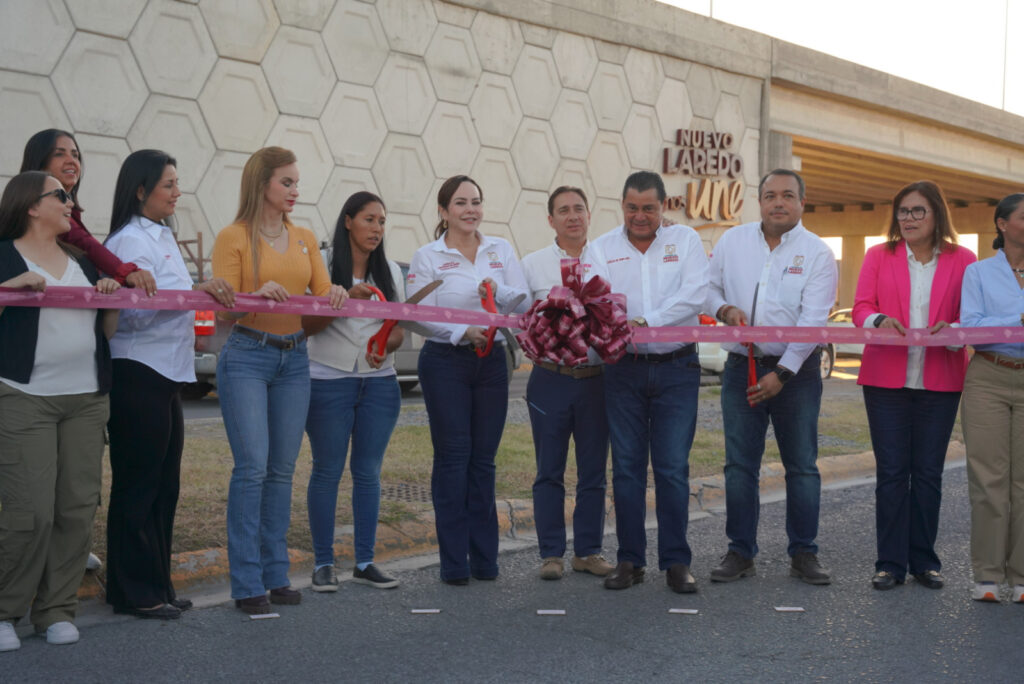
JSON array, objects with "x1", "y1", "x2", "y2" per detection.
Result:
[
  {"x1": 1013, "y1": 585, "x2": 1024, "y2": 603},
  {"x1": 86, "y1": 553, "x2": 102, "y2": 571},
  {"x1": 971, "y1": 581, "x2": 1000, "y2": 602},
  {"x1": 0, "y1": 622, "x2": 20, "y2": 652},
  {"x1": 45, "y1": 621, "x2": 79, "y2": 645}
]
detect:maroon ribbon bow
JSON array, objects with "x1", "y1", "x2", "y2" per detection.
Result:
[{"x1": 516, "y1": 258, "x2": 631, "y2": 366}]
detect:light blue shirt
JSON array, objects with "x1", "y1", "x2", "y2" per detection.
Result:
[{"x1": 960, "y1": 249, "x2": 1024, "y2": 357}]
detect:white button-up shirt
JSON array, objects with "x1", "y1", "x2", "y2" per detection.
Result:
[
  {"x1": 591, "y1": 223, "x2": 709, "y2": 354},
  {"x1": 520, "y1": 238, "x2": 597, "y2": 302},
  {"x1": 406, "y1": 233, "x2": 530, "y2": 345},
  {"x1": 105, "y1": 215, "x2": 196, "y2": 382},
  {"x1": 521, "y1": 238, "x2": 601, "y2": 365},
  {"x1": 706, "y1": 220, "x2": 838, "y2": 372}
]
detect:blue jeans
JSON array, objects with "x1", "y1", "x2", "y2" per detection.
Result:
[
  {"x1": 306, "y1": 375, "x2": 401, "y2": 566},
  {"x1": 604, "y1": 351, "x2": 700, "y2": 570},
  {"x1": 527, "y1": 365, "x2": 608, "y2": 559},
  {"x1": 721, "y1": 351, "x2": 822, "y2": 559},
  {"x1": 418, "y1": 341, "x2": 508, "y2": 581},
  {"x1": 863, "y1": 385, "x2": 960, "y2": 579},
  {"x1": 218, "y1": 329, "x2": 310, "y2": 599}
]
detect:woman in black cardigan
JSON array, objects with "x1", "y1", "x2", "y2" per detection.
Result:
[{"x1": 0, "y1": 171, "x2": 119, "y2": 652}]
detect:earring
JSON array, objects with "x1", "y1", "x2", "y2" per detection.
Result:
[{"x1": 442, "y1": 219, "x2": 448, "y2": 231}]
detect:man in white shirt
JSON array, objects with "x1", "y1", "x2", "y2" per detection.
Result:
[
  {"x1": 705, "y1": 169, "x2": 838, "y2": 586},
  {"x1": 520, "y1": 186, "x2": 613, "y2": 581},
  {"x1": 591, "y1": 171, "x2": 709, "y2": 594}
]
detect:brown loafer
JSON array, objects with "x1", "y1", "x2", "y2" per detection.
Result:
[
  {"x1": 603, "y1": 561, "x2": 644, "y2": 590},
  {"x1": 269, "y1": 586, "x2": 302, "y2": 605},
  {"x1": 235, "y1": 595, "x2": 270, "y2": 615}
]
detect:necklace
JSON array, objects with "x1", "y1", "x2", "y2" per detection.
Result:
[
  {"x1": 1013, "y1": 268, "x2": 1024, "y2": 278},
  {"x1": 260, "y1": 226, "x2": 285, "y2": 241}
]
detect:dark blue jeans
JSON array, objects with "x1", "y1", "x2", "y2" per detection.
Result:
[
  {"x1": 527, "y1": 365, "x2": 608, "y2": 559},
  {"x1": 418, "y1": 341, "x2": 508, "y2": 581},
  {"x1": 604, "y1": 352, "x2": 700, "y2": 570},
  {"x1": 306, "y1": 375, "x2": 401, "y2": 567},
  {"x1": 722, "y1": 351, "x2": 822, "y2": 559},
  {"x1": 863, "y1": 385, "x2": 960, "y2": 579}
]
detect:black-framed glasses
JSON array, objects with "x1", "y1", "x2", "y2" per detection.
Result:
[
  {"x1": 897, "y1": 206, "x2": 927, "y2": 221},
  {"x1": 39, "y1": 188, "x2": 72, "y2": 204}
]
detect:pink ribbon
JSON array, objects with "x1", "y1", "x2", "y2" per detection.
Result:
[
  {"x1": 2, "y1": 286, "x2": 1022, "y2": 347},
  {"x1": 515, "y1": 259, "x2": 631, "y2": 365}
]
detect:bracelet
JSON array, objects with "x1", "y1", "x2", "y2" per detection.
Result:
[
  {"x1": 873, "y1": 315, "x2": 887, "y2": 328},
  {"x1": 718, "y1": 305, "x2": 735, "y2": 322}
]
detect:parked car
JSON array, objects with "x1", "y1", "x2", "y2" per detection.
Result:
[{"x1": 827, "y1": 308, "x2": 864, "y2": 357}]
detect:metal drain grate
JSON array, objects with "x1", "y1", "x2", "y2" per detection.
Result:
[{"x1": 380, "y1": 483, "x2": 432, "y2": 503}]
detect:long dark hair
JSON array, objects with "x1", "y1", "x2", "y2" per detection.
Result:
[
  {"x1": 0, "y1": 171, "x2": 50, "y2": 240},
  {"x1": 331, "y1": 191, "x2": 396, "y2": 302},
  {"x1": 993, "y1": 193, "x2": 1024, "y2": 249},
  {"x1": 885, "y1": 180, "x2": 958, "y2": 253},
  {"x1": 434, "y1": 175, "x2": 483, "y2": 240},
  {"x1": 108, "y1": 149, "x2": 177, "y2": 236},
  {"x1": 20, "y1": 129, "x2": 83, "y2": 211}
]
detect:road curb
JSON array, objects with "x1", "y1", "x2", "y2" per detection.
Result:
[{"x1": 78, "y1": 441, "x2": 966, "y2": 599}]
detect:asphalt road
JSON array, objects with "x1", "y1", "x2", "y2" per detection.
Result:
[{"x1": 7, "y1": 465, "x2": 1019, "y2": 683}]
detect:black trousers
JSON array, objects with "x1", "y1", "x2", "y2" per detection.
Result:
[{"x1": 105, "y1": 359, "x2": 184, "y2": 610}]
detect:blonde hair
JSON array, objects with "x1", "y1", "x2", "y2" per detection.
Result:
[{"x1": 235, "y1": 146, "x2": 297, "y2": 283}]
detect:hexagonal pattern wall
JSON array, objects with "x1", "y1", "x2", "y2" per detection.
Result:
[{"x1": 0, "y1": 0, "x2": 764, "y2": 252}]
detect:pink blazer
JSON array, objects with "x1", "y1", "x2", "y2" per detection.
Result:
[{"x1": 853, "y1": 241, "x2": 976, "y2": 391}]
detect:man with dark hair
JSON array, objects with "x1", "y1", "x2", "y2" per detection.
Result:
[
  {"x1": 521, "y1": 186, "x2": 613, "y2": 581},
  {"x1": 590, "y1": 171, "x2": 709, "y2": 594},
  {"x1": 706, "y1": 168, "x2": 837, "y2": 585}
]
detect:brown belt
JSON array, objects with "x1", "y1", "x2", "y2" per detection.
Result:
[
  {"x1": 534, "y1": 361, "x2": 603, "y2": 379},
  {"x1": 976, "y1": 351, "x2": 1024, "y2": 370}
]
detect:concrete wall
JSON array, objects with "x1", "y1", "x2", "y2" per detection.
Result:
[{"x1": 0, "y1": 0, "x2": 765, "y2": 264}]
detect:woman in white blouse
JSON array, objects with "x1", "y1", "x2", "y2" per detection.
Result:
[
  {"x1": 302, "y1": 191, "x2": 404, "y2": 591},
  {"x1": 0, "y1": 171, "x2": 119, "y2": 651},
  {"x1": 406, "y1": 175, "x2": 530, "y2": 585},
  {"x1": 103, "y1": 150, "x2": 233, "y2": 620}
]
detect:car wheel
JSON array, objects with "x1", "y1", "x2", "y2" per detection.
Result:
[{"x1": 820, "y1": 344, "x2": 835, "y2": 380}]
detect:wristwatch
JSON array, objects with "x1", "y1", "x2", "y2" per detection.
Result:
[
  {"x1": 775, "y1": 365, "x2": 795, "y2": 384},
  {"x1": 631, "y1": 317, "x2": 648, "y2": 327}
]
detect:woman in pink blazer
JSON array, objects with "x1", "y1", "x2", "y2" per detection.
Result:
[{"x1": 853, "y1": 180, "x2": 976, "y2": 592}]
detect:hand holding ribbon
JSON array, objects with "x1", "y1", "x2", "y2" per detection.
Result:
[{"x1": 476, "y1": 281, "x2": 499, "y2": 358}]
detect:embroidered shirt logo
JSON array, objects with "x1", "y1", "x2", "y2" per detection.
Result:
[
  {"x1": 488, "y1": 251, "x2": 503, "y2": 269},
  {"x1": 439, "y1": 261, "x2": 460, "y2": 271},
  {"x1": 663, "y1": 244, "x2": 678, "y2": 263},
  {"x1": 787, "y1": 254, "x2": 805, "y2": 275}
]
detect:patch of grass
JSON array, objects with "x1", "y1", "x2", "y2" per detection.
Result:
[{"x1": 89, "y1": 388, "x2": 879, "y2": 558}]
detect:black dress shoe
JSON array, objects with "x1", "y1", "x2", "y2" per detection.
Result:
[
  {"x1": 443, "y1": 577, "x2": 469, "y2": 586},
  {"x1": 170, "y1": 598, "x2": 193, "y2": 611},
  {"x1": 666, "y1": 564, "x2": 698, "y2": 594},
  {"x1": 269, "y1": 586, "x2": 302, "y2": 605},
  {"x1": 871, "y1": 571, "x2": 903, "y2": 590},
  {"x1": 115, "y1": 604, "x2": 182, "y2": 620},
  {"x1": 912, "y1": 570, "x2": 944, "y2": 590},
  {"x1": 603, "y1": 562, "x2": 644, "y2": 590}
]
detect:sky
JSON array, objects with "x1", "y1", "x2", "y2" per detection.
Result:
[{"x1": 659, "y1": 0, "x2": 1023, "y2": 117}]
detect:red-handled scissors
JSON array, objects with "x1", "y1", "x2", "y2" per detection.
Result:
[
  {"x1": 476, "y1": 281, "x2": 498, "y2": 358},
  {"x1": 365, "y1": 285, "x2": 395, "y2": 359}
]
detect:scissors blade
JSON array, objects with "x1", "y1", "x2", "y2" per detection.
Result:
[
  {"x1": 405, "y1": 279, "x2": 443, "y2": 305},
  {"x1": 396, "y1": 319, "x2": 436, "y2": 337},
  {"x1": 504, "y1": 293, "x2": 526, "y2": 313}
]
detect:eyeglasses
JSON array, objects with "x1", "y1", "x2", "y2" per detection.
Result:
[
  {"x1": 897, "y1": 206, "x2": 927, "y2": 221},
  {"x1": 39, "y1": 188, "x2": 72, "y2": 204}
]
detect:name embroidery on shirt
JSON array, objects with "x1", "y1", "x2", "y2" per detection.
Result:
[
  {"x1": 787, "y1": 254, "x2": 804, "y2": 275},
  {"x1": 439, "y1": 261, "x2": 460, "y2": 271},
  {"x1": 663, "y1": 244, "x2": 678, "y2": 263},
  {"x1": 487, "y1": 251, "x2": 503, "y2": 269},
  {"x1": 607, "y1": 256, "x2": 630, "y2": 264}
]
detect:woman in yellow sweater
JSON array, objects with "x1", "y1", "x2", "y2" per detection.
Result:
[{"x1": 212, "y1": 147, "x2": 346, "y2": 615}]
